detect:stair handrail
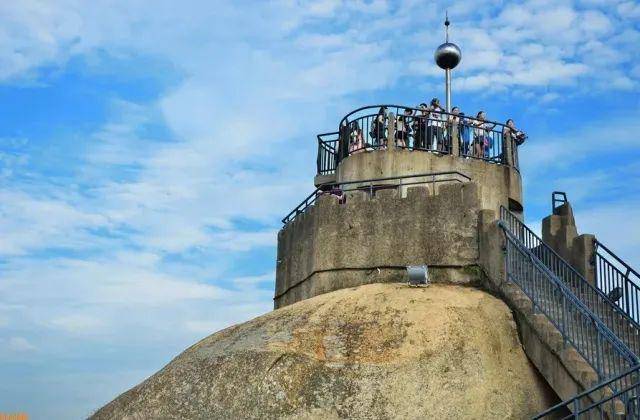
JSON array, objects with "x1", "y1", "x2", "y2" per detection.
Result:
[
  {"x1": 593, "y1": 238, "x2": 640, "y2": 322},
  {"x1": 532, "y1": 364, "x2": 640, "y2": 418},
  {"x1": 500, "y1": 224, "x2": 639, "y2": 368},
  {"x1": 500, "y1": 207, "x2": 640, "y2": 347}
]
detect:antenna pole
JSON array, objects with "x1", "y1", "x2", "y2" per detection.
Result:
[
  {"x1": 445, "y1": 11, "x2": 450, "y2": 43},
  {"x1": 445, "y1": 12, "x2": 451, "y2": 112},
  {"x1": 445, "y1": 69, "x2": 451, "y2": 113}
]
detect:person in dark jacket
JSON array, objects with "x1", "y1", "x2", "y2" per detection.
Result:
[
  {"x1": 369, "y1": 106, "x2": 387, "y2": 148},
  {"x1": 412, "y1": 103, "x2": 428, "y2": 150}
]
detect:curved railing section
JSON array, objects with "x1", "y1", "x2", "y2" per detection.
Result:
[
  {"x1": 594, "y1": 240, "x2": 640, "y2": 324},
  {"x1": 331, "y1": 104, "x2": 523, "y2": 171},
  {"x1": 317, "y1": 132, "x2": 338, "y2": 176},
  {"x1": 282, "y1": 171, "x2": 471, "y2": 225},
  {"x1": 500, "y1": 222, "x2": 639, "y2": 390},
  {"x1": 500, "y1": 207, "x2": 640, "y2": 357}
]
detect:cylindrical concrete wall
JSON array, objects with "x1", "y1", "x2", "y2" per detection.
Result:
[
  {"x1": 337, "y1": 149, "x2": 523, "y2": 214},
  {"x1": 275, "y1": 148, "x2": 524, "y2": 308}
]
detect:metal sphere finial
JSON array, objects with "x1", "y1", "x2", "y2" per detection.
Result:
[
  {"x1": 433, "y1": 13, "x2": 462, "y2": 113},
  {"x1": 434, "y1": 43, "x2": 461, "y2": 70},
  {"x1": 434, "y1": 12, "x2": 461, "y2": 70}
]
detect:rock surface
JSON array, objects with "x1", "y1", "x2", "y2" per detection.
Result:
[{"x1": 92, "y1": 283, "x2": 557, "y2": 419}]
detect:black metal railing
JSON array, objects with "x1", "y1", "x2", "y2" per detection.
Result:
[
  {"x1": 533, "y1": 364, "x2": 640, "y2": 419},
  {"x1": 335, "y1": 104, "x2": 521, "y2": 167},
  {"x1": 594, "y1": 240, "x2": 640, "y2": 324},
  {"x1": 500, "y1": 207, "x2": 640, "y2": 357},
  {"x1": 282, "y1": 171, "x2": 471, "y2": 225},
  {"x1": 501, "y1": 224, "x2": 639, "y2": 388},
  {"x1": 317, "y1": 132, "x2": 338, "y2": 176},
  {"x1": 552, "y1": 191, "x2": 568, "y2": 213}
]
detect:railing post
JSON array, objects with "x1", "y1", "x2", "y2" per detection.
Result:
[
  {"x1": 503, "y1": 130, "x2": 513, "y2": 167},
  {"x1": 562, "y1": 293, "x2": 568, "y2": 347},
  {"x1": 450, "y1": 123, "x2": 460, "y2": 157},
  {"x1": 595, "y1": 322, "x2": 602, "y2": 379},
  {"x1": 386, "y1": 112, "x2": 395, "y2": 150},
  {"x1": 625, "y1": 277, "x2": 631, "y2": 318}
]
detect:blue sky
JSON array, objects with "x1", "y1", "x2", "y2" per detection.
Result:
[{"x1": 0, "y1": 0, "x2": 639, "y2": 418}]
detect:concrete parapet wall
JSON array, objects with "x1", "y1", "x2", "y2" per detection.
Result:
[
  {"x1": 275, "y1": 182, "x2": 480, "y2": 308},
  {"x1": 337, "y1": 148, "x2": 522, "y2": 214}
]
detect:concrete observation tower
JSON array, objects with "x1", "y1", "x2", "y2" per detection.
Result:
[
  {"x1": 93, "y1": 16, "x2": 640, "y2": 420},
  {"x1": 275, "y1": 16, "x2": 524, "y2": 308}
]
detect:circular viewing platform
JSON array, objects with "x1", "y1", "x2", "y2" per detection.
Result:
[{"x1": 316, "y1": 104, "x2": 525, "y2": 185}]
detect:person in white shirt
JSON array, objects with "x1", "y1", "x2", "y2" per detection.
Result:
[{"x1": 428, "y1": 98, "x2": 445, "y2": 151}]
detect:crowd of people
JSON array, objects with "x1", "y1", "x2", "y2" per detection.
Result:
[{"x1": 346, "y1": 98, "x2": 526, "y2": 162}]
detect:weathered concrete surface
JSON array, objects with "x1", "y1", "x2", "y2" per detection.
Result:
[
  {"x1": 92, "y1": 283, "x2": 557, "y2": 420},
  {"x1": 337, "y1": 148, "x2": 522, "y2": 214},
  {"x1": 542, "y1": 202, "x2": 596, "y2": 285},
  {"x1": 275, "y1": 182, "x2": 480, "y2": 308}
]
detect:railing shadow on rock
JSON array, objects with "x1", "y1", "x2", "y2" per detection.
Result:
[
  {"x1": 282, "y1": 171, "x2": 471, "y2": 225},
  {"x1": 500, "y1": 207, "x2": 640, "y2": 358}
]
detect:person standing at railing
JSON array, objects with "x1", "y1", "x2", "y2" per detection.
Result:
[
  {"x1": 428, "y1": 98, "x2": 445, "y2": 152},
  {"x1": 458, "y1": 111, "x2": 472, "y2": 156},
  {"x1": 412, "y1": 103, "x2": 429, "y2": 150},
  {"x1": 472, "y1": 111, "x2": 496, "y2": 158},
  {"x1": 369, "y1": 106, "x2": 387, "y2": 148},
  {"x1": 447, "y1": 106, "x2": 462, "y2": 154},
  {"x1": 502, "y1": 119, "x2": 526, "y2": 145},
  {"x1": 395, "y1": 108, "x2": 413, "y2": 148},
  {"x1": 349, "y1": 121, "x2": 365, "y2": 154},
  {"x1": 502, "y1": 119, "x2": 526, "y2": 166}
]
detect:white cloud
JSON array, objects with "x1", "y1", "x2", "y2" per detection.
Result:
[
  {"x1": 8, "y1": 337, "x2": 36, "y2": 352},
  {"x1": 0, "y1": 1, "x2": 638, "y2": 417},
  {"x1": 50, "y1": 314, "x2": 106, "y2": 334}
]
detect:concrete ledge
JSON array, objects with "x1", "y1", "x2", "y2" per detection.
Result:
[{"x1": 274, "y1": 265, "x2": 485, "y2": 309}]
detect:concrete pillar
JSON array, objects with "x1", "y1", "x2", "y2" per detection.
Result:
[
  {"x1": 542, "y1": 203, "x2": 578, "y2": 264},
  {"x1": 503, "y1": 131, "x2": 513, "y2": 166},
  {"x1": 386, "y1": 112, "x2": 395, "y2": 149},
  {"x1": 541, "y1": 202, "x2": 597, "y2": 286},
  {"x1": 571, "y1": 234, "x2": 596, "y2": 286},
  {"x1": 450, "y1": 123, "x2": 460, "y2": 157}
]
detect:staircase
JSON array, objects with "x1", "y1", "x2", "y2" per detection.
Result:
[{"x1": 497, "y1": 207, "x2": 640, "y2": 418}]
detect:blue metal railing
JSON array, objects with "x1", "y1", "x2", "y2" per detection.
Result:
[
  {"x1": 594, "y1": 239, "x2": 640, "y2": 325},
  {"x1": 501, "y1": 224, "x2": 639, "y2": 385},
  {"x1": 500, "y1": 207, "x2": 640, "y2": 357},
  {"x1": 533, "y1": 365, "x2": 640, "y2": 419}
]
